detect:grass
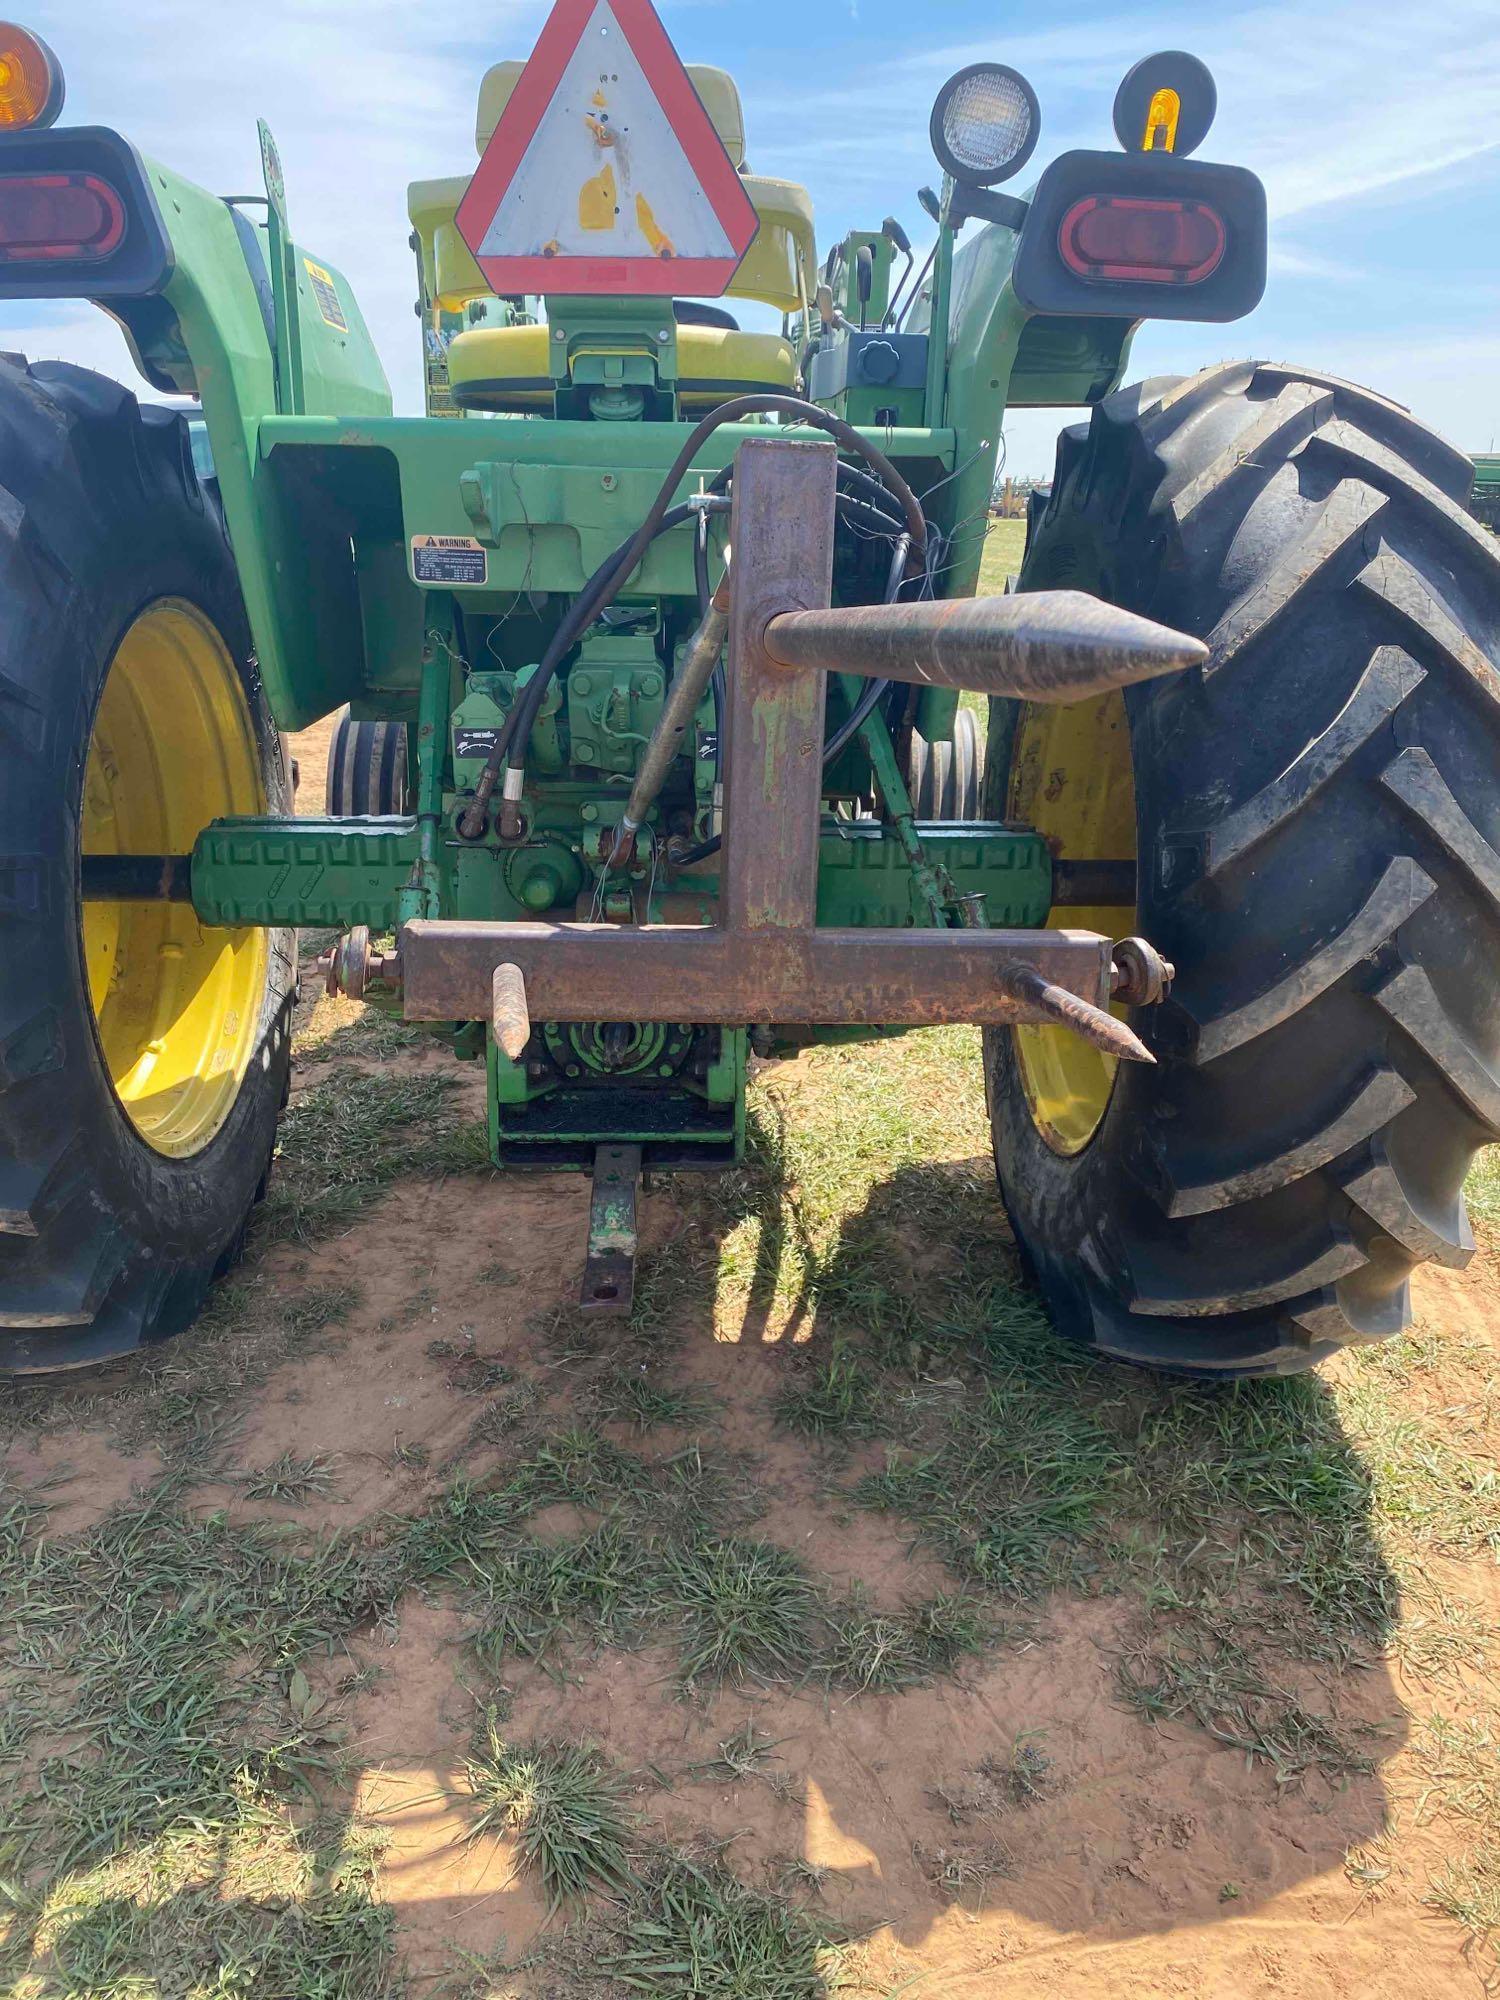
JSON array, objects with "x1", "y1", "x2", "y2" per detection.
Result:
[
  {"x1": 401, "y1": 1431, "x2": 992, "y2": 1699},
  {"x1": 0, "y1": 1482, "x2": 405, "y2": 1995},
  {"x1": 242, "y1": 1449, "x2": 338, "y2": 1502},
  {"x1": 775, "y1": 1340, "x2": 890, "y2": 1441},
  {"x1": 976, "y1": 514, "x2": 1028, "y2": 597},
  {"x1": 600, "y1": 1854, "x2": 841, "y2": 1999},
  {"x1": 1116, "y1": 1633, "x2": 1373, "y2": 1785},
  {"x1": 455, "y1": 1731, "x2": 847, "y2": 1995},
  {"x1": 259, "y1": 1063, "x2": 487, "y2": 1247},
  {"x1": 585, "y1": 1368, "x2": 721, "y2": 1433},
  {"x1": 1464, "y1": 1147, "x2": 1500, "y2": 1229},
  {"x1": 821, "y1": 1593, "x2": 990, "y2": 1694},
  {"x1": 662, "y1": 1535, "x2": 820, "y2": 1687},
  {"x1": 1425, "y1": 1844, "x2": 1500, "y2": 1958},
  {"x1": 462, "y1": 1717, "x2": 637, "y2": 1914},
  {"x1": 7, "y1": 659, "x2": 1500, "y2": 1988}
]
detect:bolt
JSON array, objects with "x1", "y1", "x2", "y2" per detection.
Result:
[
  {"x1": 656, "y1": 328, "x2": 671, "y2": 343},
  {"x1": 640, "y1": 673, "x2": 661, "y2": 697},
  {"x1": 575, "y1": 741, "x2": 596, "y2": 761},
  {"x1": 553, "y1": 325, "x2": 567, "y2": 341},
  {"x1": 573, "y1": 673, "x2": 592, "y2": 696},
  {"x1": 1111, "y1": 936, "x2": 1175, "y2": 1007},
  {"x1": 600, "y1": 472, "x2": 617, "y2": 491},
  {"x1": 580, "y1": 802, "x2": 599, "y2": 822}
]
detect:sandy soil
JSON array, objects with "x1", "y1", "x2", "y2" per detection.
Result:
[{"x1": 5, "y1": 707, "x2": 1497, "y2": 1999}]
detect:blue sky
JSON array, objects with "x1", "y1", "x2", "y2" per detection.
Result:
[{"x1": 10, "y1": 0, "x2": 1500, "y2": 473}]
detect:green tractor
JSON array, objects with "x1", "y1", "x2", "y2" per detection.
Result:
[
  {"x1": 1472, "y1": 455, "x2": 1500, "y2": 532},
  {"x1": 0, "y1": 14, "x2": 1495, "y2": 1379}
]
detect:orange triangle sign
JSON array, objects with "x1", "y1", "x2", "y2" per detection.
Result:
[{"x1": 456, "y1": 0, "x2": 761, "y2": 297}]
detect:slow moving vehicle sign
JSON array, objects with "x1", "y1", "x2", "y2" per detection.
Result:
[{"x1": 455, "y1": 0, "x2": 759, "y2": 296}]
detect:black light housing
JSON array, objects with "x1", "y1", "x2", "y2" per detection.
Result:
[
  {"x1": 930, "y1": 63, "x2": 1040, "y2": 188},
  {"x1": 1013, "y1": 149, "x2": 1266, "y2": 323},
  {"x1": 0, "y1": 126, "x2": 172, "y2": 299}
]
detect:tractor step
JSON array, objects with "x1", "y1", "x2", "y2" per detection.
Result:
[{"x1": 580, "y1": 1144, "x2": 641, "y2": 1314}]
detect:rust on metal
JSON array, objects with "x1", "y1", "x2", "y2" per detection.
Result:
[
  {"x1": 401, "y1": 921, "x2": 1113, "y2": 1025},
  {"x1": 79, "y1": 854, "x2": 193, "y2": 902},
  {"x1": 998, "y1": 960, "x2": 1155, "y2": 1064},
  {"x1": 491, "y1": 961, "x2": 532, "y2": 1061},
  {"x1": 1052, "y1": 858, "x2": 1137, "y2": 906},
  {"x1": 320, "y1": 924, "x2": 401, "y2": 1000},
  {"x1": 720, "y1": 436, "x2": 838, "y2": 933},
  {"x1": 580, "y1": 1143, "x2": 641, "y2": 1314},
  {"x1": 762, "y1": 591, "x2": 1207, "y2": 702},
  {"x1": 398, "y1": 433, "x2": 1180, "y2": 1065},
  {"x1": 1110, "y1": 936, "x2": 1175, "y2": 1007},
  {"x1": 611, "y1": 570, "x2": 733, "y2": 869}
]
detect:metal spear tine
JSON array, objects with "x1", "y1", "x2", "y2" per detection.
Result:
[
  {"x1": 999, "y1": 961, "x2": 1156, "y2": 1065},
  {"x1": 762, "y1": 589, "x2": 1208, "y2": 703},
  {"x1": 491, "y1": 962, "x2": 531, "y2": 1062}
]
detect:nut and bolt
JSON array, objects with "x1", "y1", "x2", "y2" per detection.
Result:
[
  {"x1": 318, "y1": 925, "x2": 401, "y2": 1000},
  {"x1": 1110, "y1": 936, "x2": 1175, "y2": 1007}
]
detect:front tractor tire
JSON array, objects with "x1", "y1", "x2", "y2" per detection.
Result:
[
  {"x1": 0, "y1": 360, "x2": 294, "y2": 1373},
  {"x1": 987, "y1": 361, "x2": 1500, "y2": 1375}
]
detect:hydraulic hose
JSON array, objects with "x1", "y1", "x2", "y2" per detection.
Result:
[
  {"x1": 674, "y1": 525, "x2": 917, "y2": 869},
  {"x1": 457, "y1": 494, "x2": 729, "y2": 838},
  {"x1": 466, "y1": 392, "x2": 930, "y2": 837}
]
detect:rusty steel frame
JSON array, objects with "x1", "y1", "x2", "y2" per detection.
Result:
[{"x1": 400, "y1": 436, "x2": 1116, "y2": 1029}]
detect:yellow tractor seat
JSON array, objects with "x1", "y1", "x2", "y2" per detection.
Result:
[
  {"x1": 477, "y1": 60, "x2": 747, "y2": 168},
  {"x1": 447, "y1": 321, "x2": 797, "y2": 413},
  {"x1": 408, "y1": 61, "x2": 815, "y2": 319}
]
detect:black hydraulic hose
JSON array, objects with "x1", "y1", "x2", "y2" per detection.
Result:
[
  {"x1": 473, "y1": 392, "x2": 931, "y2": 833},
  {"x1": 837, "y1": 494, "x2": 909, "y2": 540},
  {"x1": 458, "y1": 495, "x2": 729, "y2": 837},
  {"x1": 816, "y1": 532, "x2": 912, "y2": 764},
  {"x1": 676, "y1": 527, "x2": 915, "y2": 868},
  {"x1": 837, "y1": 459, "x2": 908, "y2": 522},
  {"x1": 693, "y1": 506, "x2": 728, "y2": 789},
  {"x1": 693, "y1": 505, "x2": 712, "y2": 619}
]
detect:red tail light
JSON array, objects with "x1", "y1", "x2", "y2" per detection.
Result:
[
  {"x1": 1058, "y1": 195, "x2": 1225, "y2": 285},
  {"x1": 0, "y1": 171, "x2": 127, "y2": 263}
]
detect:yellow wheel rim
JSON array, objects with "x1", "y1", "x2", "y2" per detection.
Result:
[
  {"x1": 81, "y1": 600, "x2": 267, "y2": 1159},
  {"x1": 1009, "y1": 688, "x2": 1138, "y2": 1156}
]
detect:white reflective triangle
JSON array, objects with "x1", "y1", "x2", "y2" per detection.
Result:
[{"x1": 478, "y1": 0, "x2": 735, "y2": 264}]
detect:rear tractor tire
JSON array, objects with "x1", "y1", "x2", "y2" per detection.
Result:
[
  {"x1": 0, "y1": 360, "x2": 294, "y2": 1372},
  {"x1": 986, "y1": 360, "x2": 1500, "y2": 1376},
  {"x1": 909, "y1": 705, "x2": 984, "y2": 820},
  {"x1": 325, "y1": 710, "x2": 410, "y2": 816}
]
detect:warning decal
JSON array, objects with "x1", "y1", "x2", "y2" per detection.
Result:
[
  {"x1": 411, "y1": 534, "x2": 488, "y2": 587},
  {"x1": 303, "y1": 259, "x2": 348, "y2": 331}
]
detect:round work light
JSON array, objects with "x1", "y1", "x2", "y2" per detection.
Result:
[{"x1": 929, "y1": 64, "x2": 1040, "y2": 188}]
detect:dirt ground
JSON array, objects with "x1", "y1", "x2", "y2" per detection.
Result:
[{"x1": 3, "y1": 706, "x2": 1499, "y2": 1999}]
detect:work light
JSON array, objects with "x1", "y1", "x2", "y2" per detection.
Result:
[
  {"x1": 0, "y1": 24, "x2": 63, "y2": 131},
  {"x1": 929, "y1": 63, "x2": 1039, "y2": 188}
]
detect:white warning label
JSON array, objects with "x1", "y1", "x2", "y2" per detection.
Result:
[{"x1": 410, "y1": 534, "x2": 488, "y2": 587}]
